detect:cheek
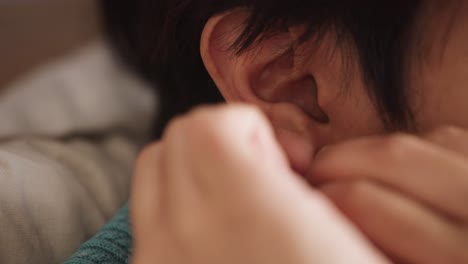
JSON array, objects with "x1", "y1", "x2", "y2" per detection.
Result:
[
  {"x1": 326, "y1": 89, "x2": 386, "y2": 142},
  {"x1": 334, "y1": 75, "x2": 387, "y2": 139},
  {"x1": 405, "y1": 2, "x2": 468, "y2": 131}
]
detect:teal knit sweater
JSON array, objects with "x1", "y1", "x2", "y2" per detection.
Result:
[{"x1": 65, "y1": 205, "x2": 132, "y2": 264}]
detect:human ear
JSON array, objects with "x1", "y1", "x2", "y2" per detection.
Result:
[{"x1": 200, "y1": 9, "x2": 330, "y2": 175}]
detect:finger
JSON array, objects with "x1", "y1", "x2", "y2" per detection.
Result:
[
  {"x1": 310, "y1": 134, "x2": 468, "y2": 221},
  {"x1": 131, "y1": 141, "x2": 186, "y2": 263},
  {"x1": 321, "y1": 181, "x2": 468, "y2": 264},
  {"x1": 131, "y1": 142, "x2": 166, "y2": 248},
  {"x1": 156, "y1": 105, "x2": 389, "y2": 264},
  {"x1": 162, "y1": 112, "x2": 220, "y2": 230},
  {"x1": 163, "y1": 114, "x2": 200, "y2": 206},
  {"x1": 185, "y1": 104, "x2": 301, "y2": 200},
  {"x1": 182, "y1": 105, "x2": 389, "y2": 264},
  {"x1": 423, "y1": 126, "x2": 468, "y2": 157},
  {"x1": 160, "y1": 104, "x2": 305, "y2": 251}
]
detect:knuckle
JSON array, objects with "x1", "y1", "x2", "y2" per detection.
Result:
[
  {"x1": 427, "y1": 125, "x2": 465, "y2": 141},
  {"x1": 158, "y1": 104, "x2": 267, "y2": 160},
  {"x1": 133, "y1": 142, "x2": 164, "y2": 188},
  {"x1": 189, "y1": 104, "x2": 219, "y2": 119},
  {"x1": 193, "y1": 104, "x2": 263, "y2": 127},
  {"x1": 335, "y1": 181, "x2": 384, "y2": 220},
  {"x1": 379, "y1": 133, "x2": 422, "y2": 160},
  {"x1": 163, "y1": 115, "x2": 188, "y2": 140},
  {"x1": 186, "y1": 112, "x2": 224, "y2": 145},
  {"x1": 326, "y1": 181, "x2": 373, "y2": 211},
  {"x1": 135, "y1": 142, "x2": 161, "y2": 169},
  {"x1": 189, "y1": 104, "x2": 265, "y2": 143},
  {"x1": 342, "y1": 181, "x2": 372, "y2": 206}
]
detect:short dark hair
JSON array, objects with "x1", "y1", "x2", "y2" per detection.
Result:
[{"x1": 101, "y1": 0, "x2": 421, "y2": 138}]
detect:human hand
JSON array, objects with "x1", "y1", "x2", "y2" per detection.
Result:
[
  {"x1": 310, "y1": 127, "x2": 468, "y2": 264},
  {"x1": 130, "y1": 104, "x2": 388, "y2": 264}
]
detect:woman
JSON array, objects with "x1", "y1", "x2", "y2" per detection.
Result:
[{"x1": 68, "y1": 0, "x2": 468, "y2": 263}]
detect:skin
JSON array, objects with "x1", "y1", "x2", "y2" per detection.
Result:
[
  {"x1": 131, "y1": 106, "x2": 389, "y2": 264},
  {"x1": 132, "y1": 1, "x2": 468, "y2": 263}
]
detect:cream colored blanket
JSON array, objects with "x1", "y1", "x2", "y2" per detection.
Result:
[{"x1": 0, "y1": 40, "x2": 155, "y2": 264}]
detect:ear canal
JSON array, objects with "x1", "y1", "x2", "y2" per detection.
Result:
[{"x1": 252, "y1": 48, "x2": 329, "y2": 124}]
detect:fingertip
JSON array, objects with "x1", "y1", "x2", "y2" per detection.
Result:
[
  {"x1": 306, "y1": 152, "x2": 339, "y2": 185},
  {"x1": 306, "y1": 141, "x2": 363, "y2": 184}
]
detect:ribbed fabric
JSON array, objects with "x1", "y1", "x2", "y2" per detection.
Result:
[
  {"x1": 65, "y1": 205, "x2": 132, "y2": 264},
  {"x1": 0, "y1": 40, "x2": 154, "y2": 264}
]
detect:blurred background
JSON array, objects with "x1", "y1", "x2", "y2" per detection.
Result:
[
  {"x1": 0, "y1": 0, "x2": 101, "y2": 88},
  {"x1": 0, "y1": 3, "x2": 157, "y2": 263}
]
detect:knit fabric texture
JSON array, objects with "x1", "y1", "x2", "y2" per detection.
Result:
[{"x1": 65, "y1": 205, "x2": 132, "y2": 264}]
